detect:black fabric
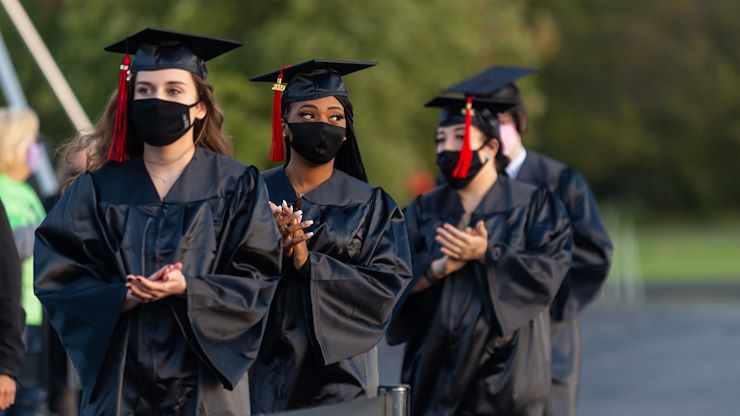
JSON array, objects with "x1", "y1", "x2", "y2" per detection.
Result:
[
  {"x1": 287, "y1": 122, "x2": 346, "y2": 165},
  {"x1": 34, "y1": 148, "x2": 282, "y2": 415},
  {"x1": 130, "y1": 99, "x2": 197, "y2": 147},
  {"x1": 549, "y1": 315, "x2": 581, "y2": 416},
  {"x1": 425, "y1": 96, "x2": 515, "y2": 121},
  {"x1": 249, "y1": 60, "x2": 376, "y2": 105},
  {"x1": 250, "y1": 167, "x2": 412, "y2": 413},
  {"x1": 388, "y1": 177, "x2": 572, "y2": 416},
  {"x1": 515, "y1": 151, "x2": 613, "y2": 320},
  {"x1": 442, "y1": 65, "x2": 537, "y2": 96},
  {"x1": 514, "y1": 151, "x2": 612, "y2": 416},
  {"x1": 0, "y1": 200, "x2": 24, "y2": 379},
  {"x1": 436, "y1": 149, "x2": 488, "y2": 190},
  {"x1": 104, "y1": 27, "x2": 242, "y2": 78}
]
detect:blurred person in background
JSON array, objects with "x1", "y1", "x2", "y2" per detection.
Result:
[
  {"x1": 248, "y1": 60, "x2": 413, "y2": 413},
  {"x1": 0, "y1": 200, "x2": 25, "y2": 414},
  {"x1": 0, "y1": 108, "x2": 48, "y2": 416},
  {"x1": 445, "y1": 66, "x2": 613, "y2": 416},
  {"x1": 388, "y1": 90, "x2": 572, "y2": 415}
]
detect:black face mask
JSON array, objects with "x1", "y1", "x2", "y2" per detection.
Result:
[
  {"x1": 287, "y1": 122, "x2": 345, "y2": 165},
  {"x1": 436, "y1": 145, "x2": 490, "y2": 190},
  {"x1": 131, "y1": 99, "x2": 199, "y2": 147}
]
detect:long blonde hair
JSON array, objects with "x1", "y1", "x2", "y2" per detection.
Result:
[
  {"x1": 61, "y1": 72, "x2": 232, "y2": 185},
  {"x1": 0, "y1": 108, "x2": 39, "y2": 176}
]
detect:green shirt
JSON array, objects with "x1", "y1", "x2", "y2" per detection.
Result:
[{"x1": 0, "y1": 175, "x2": 46, "y2": 326}]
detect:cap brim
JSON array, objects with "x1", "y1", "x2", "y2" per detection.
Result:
[
  {"x1": 442, "y1": 66, "x2": 537, "y2": 96},
  {"x1": 425, "y1": 96, "x2": 517, "y2": 113},
  {"x1": 249, "y1": 59, "x2": 377, "y2": 82},
  {"x1": 104, "y1": 27, "x2": 242, "y2": 61}
]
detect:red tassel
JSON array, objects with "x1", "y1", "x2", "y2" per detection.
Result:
[
  {"x1": 108, "y1": 54, "x2": 131, "y2": 162},
  {"x1": 452, "y1": 96, "x2": 474, "y2": 178},
  {"x1": 270, "y1": 68, "x2": 287, "y2": 162}
]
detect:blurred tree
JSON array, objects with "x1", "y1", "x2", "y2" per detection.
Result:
[
  {"x1": 527, "y1": 0, "x2": 740, "y2": 215},
  {"x1": 1, "y1": 0, "x2": 541, "y2": 204}
]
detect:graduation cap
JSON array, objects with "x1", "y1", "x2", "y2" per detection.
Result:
[
  {"x1": 425, "y1": 94, "x2": 516, "y2": 179},
  {"x1": 103, "y1": 28, "x2": 242, "y2": 162},
  {"x1": 442, "y1": 65, "x2": 537, "y2": 99},
  {"x1": 250, "y1": 59, "x2": 376, "y2": 162}
]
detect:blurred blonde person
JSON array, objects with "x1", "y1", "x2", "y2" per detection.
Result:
[{"x1": 0, "y1": 108, "x2": 47, "y2": 416}]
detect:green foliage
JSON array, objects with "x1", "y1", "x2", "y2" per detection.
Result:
[
  {"x1": 1, "y1": 0, "x2": 539, "y2": 204},
  {"x1": 6, "y1": 0, "x2": 738, "y2": 213},
  {"x1": 528, "y1": 0, "x2": 740, "y2": 213}
]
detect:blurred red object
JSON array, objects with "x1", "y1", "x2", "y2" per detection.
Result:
[{"x1": 406, "y1": 169, "x2": 436, "y2": 197}]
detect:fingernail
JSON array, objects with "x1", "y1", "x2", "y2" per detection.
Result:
[
  {"x1": 306, "y1": 232, "x2": 314, "y2": 238},
  {"x1": 295, "y1": 210, "x2": 302, "y2": 215},
  {"x1": 305, "y1": 220, "x2": 314, "y2": 225}
]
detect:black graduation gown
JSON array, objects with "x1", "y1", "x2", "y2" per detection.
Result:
[
  {"x1": 514, "y1": 150, "x2": 613, "y2": 416},
  {"x1": 250, "y1": 167, "x2": 412, "y2": 413},
  {"x1": 387, "y1": 176, "x2": 572, "y2": 416},
  {"x1": 33, "y1": 148, "x2": 282, "y2": 416},
  {"x1": 0, "y1": 200, "x2": 24, "y2": 380}
]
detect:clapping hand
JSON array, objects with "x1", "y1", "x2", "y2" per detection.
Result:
[
  {"x1": 270, "y1": 201, "x2": 314, "y2": 269},
  {"x1": 435, "y1": 221, "x2": 488, "y2": 263},
  {"x1": 124, "y1": 262, "x2": 187, "y2": 309}
]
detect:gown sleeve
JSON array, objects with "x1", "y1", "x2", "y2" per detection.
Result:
[
  {"x1": 557, "y1": 168, "x2": 613, "y2": 313},
  {"x1": 302, "y1": 189, "x2": 412, "y2": 365},
  {"x1": 33, "y1": 173, "x2": 128, "y2": 396},
  {"x1": 483, "y1": 189, "x2": 573, "y2": 336},
  {"x1": 385, "y1": 196, "x2": 437, "y2": 346},
  {"x1": 0, "y1": 200, "x2": 24, "y2": 379},
  {"x1": 185, "y1": 167, "x2": 282, "y2": 389}
]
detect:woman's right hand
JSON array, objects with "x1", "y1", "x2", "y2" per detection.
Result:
[
  {"x1": 269, "y1": 201, "x2": 314, "y2": 260},
  {"x1": 430, "y1": 255, "x2": 466, "y2": 279},
  {"x1": 121, "y1": 263, "x2": 183, "y2": 312}
]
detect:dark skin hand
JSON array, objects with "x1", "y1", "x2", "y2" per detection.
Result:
[{"x1": 269, "y1": 200, "x2": 314, "y2": 269}]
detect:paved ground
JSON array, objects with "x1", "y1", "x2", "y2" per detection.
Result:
[{"x1": 379, "y1": 300, "x2": 740, "y2": 415}]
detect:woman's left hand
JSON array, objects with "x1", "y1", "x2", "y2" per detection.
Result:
[
  {"x1": 435, "y1": 221, "x2": 488, "y2": 263},
  {"x1": 126, "y1": 262, "x2": 187, "y2": 303}
]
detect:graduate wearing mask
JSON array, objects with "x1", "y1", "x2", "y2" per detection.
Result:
[
  {"x1": 33, "y1": 28, "x2": 282, "y2": 415},
  {"x1": 248, "y1": 60, "x2": 413, "y2": 412},
  {"x1": 387, "y1": 90, "x2": 573, "y2": 415},
  {"x1": 444, "y1": 66, "x2": 613, "y2": 416}
]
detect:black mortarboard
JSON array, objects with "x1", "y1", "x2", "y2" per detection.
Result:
[
  {"x1": 103, "y1": 28, "x2": 241, "y2": 162},
  {"x1": 442, "y1": 65, "x2": 536, "y2": 99},
  {"x1": 104, "y1": 27, "x2": 242, "y2": 79},
  {"x1": 249, "y1": 59, "x2": 376, "y2": 161},
  {"x1": 424, "y1": 93, "x2": 515, "y2": 179},
  {"x1": 250, "y1": 59, "x2": 376, "y2": 104},
  {"x1": 425, "y1": 96, "x2": 516, "y2": 126}
]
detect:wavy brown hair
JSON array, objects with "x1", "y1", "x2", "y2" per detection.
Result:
[{"x1": 60, "y1": 72, "x2": 231, "y2": 187}]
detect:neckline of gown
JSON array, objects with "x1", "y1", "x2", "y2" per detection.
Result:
[
  {"x1": 137, "y1": 147, "x2": 202, "y2": 203},
  {"x1": 264, "y1": 166, "x2": 373, "y2": 207},
  {"x1": 430, "y1": 176, "x2": 535, "y2": 222}
]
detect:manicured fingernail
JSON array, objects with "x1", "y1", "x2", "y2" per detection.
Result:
[
  {"x1": 295, "y1": 210, "x2": 302, "y2": 215},
  {"x1": 306, "y1": 232, "x2": 314, "y2": 238},
  {"x1": 304, "y1": 220, "x2": 313, "y2": 225}
]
